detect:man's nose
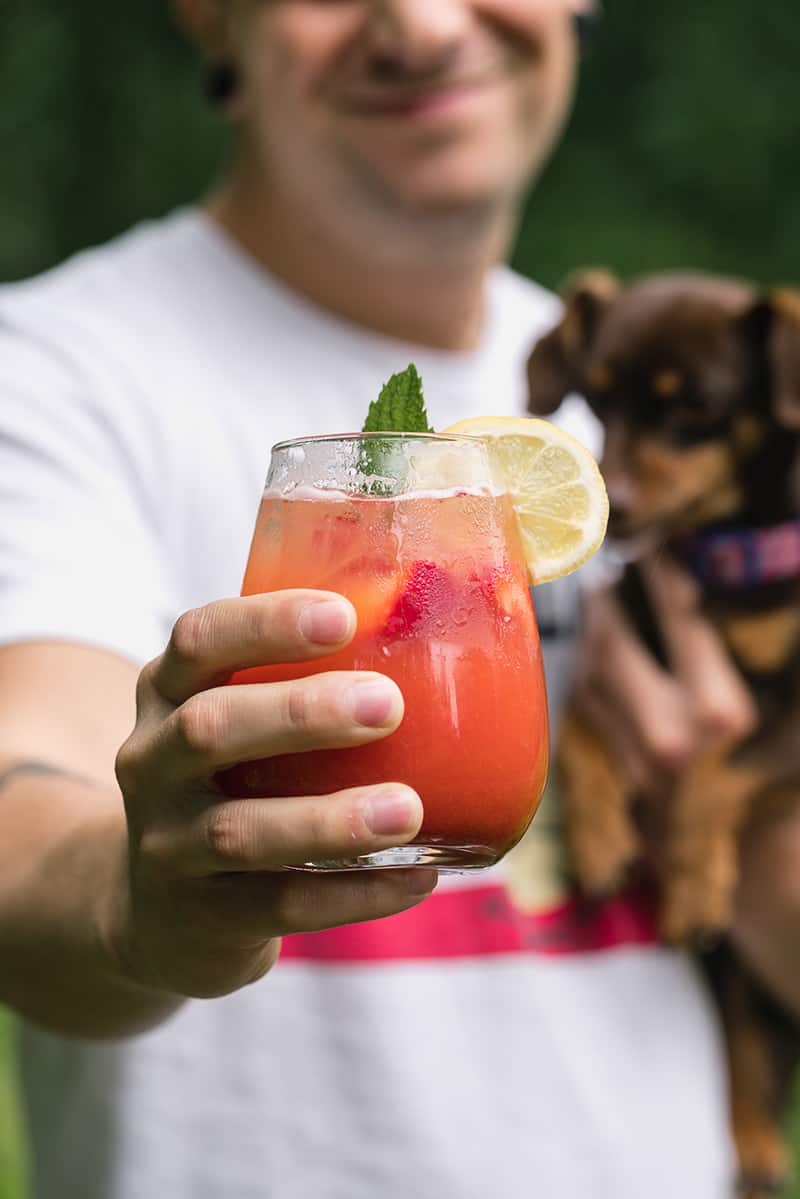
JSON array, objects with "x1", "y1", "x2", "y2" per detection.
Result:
[{"x1": 367, "y1": 0, "x2": 470, "y2": 73}]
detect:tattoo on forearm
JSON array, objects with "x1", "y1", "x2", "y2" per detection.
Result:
[{"x1": 0, "y1": 761, "x2": 98, "y2": 794}]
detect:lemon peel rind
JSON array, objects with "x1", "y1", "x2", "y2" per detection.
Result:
[{"x1": 442, "y1": 416, "x2": 609, "y2": 585}]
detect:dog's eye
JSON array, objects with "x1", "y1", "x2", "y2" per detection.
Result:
[
  {"x1": 652, "y1": 369, "x2": 685, "y2": 399},
  {"x1": 587, "y1": 364, "x2": 615, "y2": 393}
]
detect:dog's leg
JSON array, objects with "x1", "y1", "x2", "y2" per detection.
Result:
[
  {"x1": 557, "y1": 708, "x2": 639, "y2": 896},
  {"x1": 660, "y1": 751, "x2": 758, "y2": 944},
  {"x1": 705, "y1": 947, "x2": 792, "y2": 1199}
]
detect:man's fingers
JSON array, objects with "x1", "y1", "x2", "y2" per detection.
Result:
[
  {"x1": 580, "y1": 588, "x2": 695, "y2": 773},
  {"x1": 576, "y1": 683, "x2": 661, "y2": 796},
  {"x1": 641, "y1": 556, "x2": 757, "y2": 747},
  {"x1": 206, "y1": 867, "x2": 439, "y2": 940},
  {"x1": 147, "y1": 591, "x2": 357, "y2": 706},
  {"x1": 154, "y1": 670, "x2": 404, "y2": 782},
  {"x1": 144, "y1": 783, "x2": 424, "y2": 875}
]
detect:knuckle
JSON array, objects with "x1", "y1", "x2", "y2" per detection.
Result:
[
  {"x1": 175, "y1": 694, "x2": 226, "y2": 759},
  {"x1": 284, "y1": 680, "x2": 319, "y2": 735},
  {"x1": 303, "y1": 798, "x2": 337, "y2": 849},
  {"x1": 649, "y1": 733, "x2": 691, "y2": 771},
  {"x1": 114, "y1": 735, "x2": 147, "y2": 798},
  {"x1": 243, "y1": 595, "x2": 282, "y2": 646},
  {"x1": 205, "y1": 801, "x2": 250, "y2": 868},
  {"x1": 170, "y1": 607, "x2": 211, "y2": 666},
  {"x1": 135, "y1": 657, "x2": 160, "y2": 708}
]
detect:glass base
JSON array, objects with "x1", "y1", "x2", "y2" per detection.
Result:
[{"x1": 288, "y1": 844, "x2": 499, "y2": 874}]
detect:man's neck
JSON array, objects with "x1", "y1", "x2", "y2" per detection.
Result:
[{"x1": 206, "y1": 168, "x2": 517, "y2": 352}]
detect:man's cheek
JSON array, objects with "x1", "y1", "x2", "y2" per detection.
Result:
[{"x1": 473, "y1": 0, "x2": 570, "y2": 41}]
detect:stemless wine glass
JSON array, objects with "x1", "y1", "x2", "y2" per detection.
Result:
[{"x1": 220, "y1": 432, "x2": 549, "y2": 870}]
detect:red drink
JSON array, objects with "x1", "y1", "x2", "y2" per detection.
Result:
[{"x1": 222, "y1": 434, "x2": 549, "y2": 870}]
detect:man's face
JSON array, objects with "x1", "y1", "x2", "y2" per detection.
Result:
[{"x1": 206, "y1": 1, "x2": 580, "y2": 218}]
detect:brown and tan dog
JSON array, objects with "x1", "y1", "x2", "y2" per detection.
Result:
[{"x1": 527, "y1": 271, "x2": 800, "y2": 1197}]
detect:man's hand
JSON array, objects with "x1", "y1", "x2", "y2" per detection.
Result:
[
  {"x1": 113, "y1": 589, "x2": 435, "y2": 1000},
  {"x1": 572, "y1": 555, "x2": 757, "y2": 798},
  {"x1": 0, "y1": 592, "x2": 435, "y2": 1037}
]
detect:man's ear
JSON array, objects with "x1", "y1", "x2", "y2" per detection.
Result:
[{"x1": 527, "y1": 269, "x2": 619, "y2": 416}]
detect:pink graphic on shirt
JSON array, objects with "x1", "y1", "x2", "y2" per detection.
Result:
[{"x1": 280, "y1": 881, "x2": 658, "y2": 965}]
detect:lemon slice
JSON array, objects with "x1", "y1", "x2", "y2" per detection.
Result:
[{"x1": 443, "y1": 416, "x2": 609, "y2": 584}]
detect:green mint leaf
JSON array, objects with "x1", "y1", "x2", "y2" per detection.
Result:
[{"x1": 362, "y1": 364, "x2": 434, "y2": 433}]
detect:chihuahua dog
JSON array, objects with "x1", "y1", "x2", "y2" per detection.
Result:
[{"x1": 527, "y1": 271, "x2": 800, "y2": 1198}]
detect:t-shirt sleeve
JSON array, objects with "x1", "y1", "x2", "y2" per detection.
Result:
[{"x1": 0, "y1": 322, "x2": 176, "y2": 666}]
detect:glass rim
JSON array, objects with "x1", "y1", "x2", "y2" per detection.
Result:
[{"x1": 272, "y1": 431, "x2": 485, "y2": 452}]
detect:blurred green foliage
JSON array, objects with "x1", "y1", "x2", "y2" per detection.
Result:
[
  {"x1": 517, "y1": 0, "x2": 800, "y2": 287},
  {"x1": 0, "y1": 1012, "x2": 24, "y2": 1199},
  {"x1": 1, "y1": 0, "x2": 799, "y2": 289},
  {"x1": 1, "y1": 1, "x2": 800, "y2": 1196}
]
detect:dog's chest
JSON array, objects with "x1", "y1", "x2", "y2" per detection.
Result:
[{"x1": 717, "y1": 606, "x2": 800, "y2": 677}]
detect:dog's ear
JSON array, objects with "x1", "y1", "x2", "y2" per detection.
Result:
[
  {"x1": 527, "y1": 269, "x2": 619, "y2": 415},
  {"x1": 768, "y1": 290, "x2": 800, "y2": 429},
  {"x1": 740, "y1": 289, "x2": 800, "y2": 429}
]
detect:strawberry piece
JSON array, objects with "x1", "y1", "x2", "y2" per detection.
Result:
[
  {"x1": 382, "y1": 560, "x2": 456, "y2": 638},
  {"x1": 469, "y1": 563, "x2": 528, "y2": 619}
]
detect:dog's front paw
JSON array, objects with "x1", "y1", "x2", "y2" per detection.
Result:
[
  {"x1": 569, "y1": 803, "x2": 638, "y2": 897},
  {"x1": 558, "y1": 711, "x2": 639, "y2": 898},
  {"x1": 736, "y1": 1125, "x2": 791, "y2": 1199},
  {"x1": 660, "y1": 848, "x2": 738, "y2": 945}
]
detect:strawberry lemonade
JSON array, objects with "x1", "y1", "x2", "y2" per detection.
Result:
[
  {"x1": 221, "y1": 365, "x2": 609, "y2": 871},
  {"x1": 221, "y1": 432, "x2": 549, "y2": 869}
]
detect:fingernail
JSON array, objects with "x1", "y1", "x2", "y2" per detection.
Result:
[
  {"x1": 347, "y1": 680, "x2": 398, "y2": 727},
  {"x1": 298, "y1": 600, "x2": 352, "y2": 646},
  {"x1": 363, "y1": 791, "x2": 419, "y2": 836}
]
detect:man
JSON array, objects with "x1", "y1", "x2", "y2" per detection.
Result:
[{"x1": 0, "y1": 2, "x2": 796, "y2": 1197}]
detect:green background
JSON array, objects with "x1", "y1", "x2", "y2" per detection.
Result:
[
  {"x1": 1, "y1": 0, "x2": 800, "y2": 1194},
  {"x1": 2, "y1": 0, "x2": 800, "y2": 288}
]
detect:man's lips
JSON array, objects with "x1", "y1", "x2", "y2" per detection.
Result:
[{"x1": 332, "y1": 65, "x2": 512, "y2": 119}]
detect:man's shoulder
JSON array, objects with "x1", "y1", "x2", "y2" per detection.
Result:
[
  {"x1": 0, "y1": 210, "x2": 201, "y2": 337},
  {"x1": 489, "y1": 266, "x2": 562, "y2": 337}
]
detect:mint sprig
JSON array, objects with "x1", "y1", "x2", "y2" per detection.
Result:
[
  {"x1": 362, "y1": 364, "x2": 434, "y2": 434},
  {"x1": 357, "y1": 364, "x2": 434, "y2": 493}
]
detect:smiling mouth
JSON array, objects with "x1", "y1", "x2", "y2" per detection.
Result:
[{"x1": 333, "y1": 63, "x2": 514, "y2": 118}]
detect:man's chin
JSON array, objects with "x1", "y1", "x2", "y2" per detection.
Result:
[{"x1": 358, "y1": 155, "x2": 527, "y2": 220}]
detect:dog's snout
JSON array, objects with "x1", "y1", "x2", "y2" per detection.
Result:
[{"x1": 604, "y1": 473, "x2": 638, "y2": 514}]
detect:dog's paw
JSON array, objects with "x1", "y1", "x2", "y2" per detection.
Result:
[
  {"x1": 558, "y1": 711, "x2": 638, "y2": 898},
  {"x1": 660, "y1": 839, "x2": 738, "y2": 944},
  {"x1": 735, "y1": 1116, "x2": 792, "y2": 1199},
  {"x1": 570, "y1": 812, "x2": 638, "y2": 897},
  {"x1": 659, "y1": 880, "x2": 733, "y2": 946}
]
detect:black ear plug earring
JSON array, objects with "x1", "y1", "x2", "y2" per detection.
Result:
[
  {"x1": 204, "y1": 62, "x2": 238, "y2": 107},
  {"x1": 573, "y1": 4, "x2": 603, "y2": 49}
]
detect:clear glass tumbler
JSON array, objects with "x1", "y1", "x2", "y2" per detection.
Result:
[{"x1": 220, "y1": 433, "x2": 549, "y2": 870}]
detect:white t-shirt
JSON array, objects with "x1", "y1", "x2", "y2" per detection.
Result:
[{"x1": 0, "y1": 211, "x2": 734, "y2": 1199}]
